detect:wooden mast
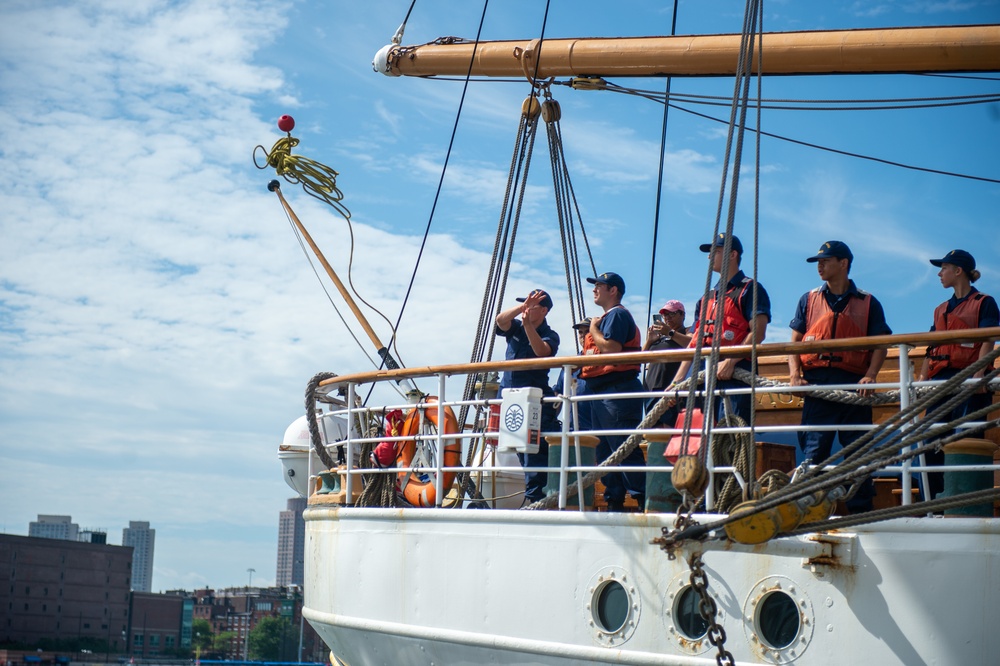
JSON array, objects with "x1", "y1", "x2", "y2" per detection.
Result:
[{"x1": 376, "y1": 25, "x2": 1000, "y2": 78}]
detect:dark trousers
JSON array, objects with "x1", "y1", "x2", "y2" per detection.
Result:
[
  {"x1": 586, "y1": 375, "x2": 646, "y2": 503},
  {"x1": 798, "y1": 395, "x2": 874, "y2": 512},
  {"x1": 518, "y1": 403, "x2": 560, "y2": 503},
  {"x1": 923, "y1": 388, "x2": 992, "y2": 500}
]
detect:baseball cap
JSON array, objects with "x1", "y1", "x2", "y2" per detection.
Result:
[
  {"x1": 930, "y1": 249, "x2": 975, "y2": 273},
  {"x1": 515, "y1": 289, "x2": 553, "y2": 309},
  {"x1": 586, "y1": 272, "x2": 626, "y2": 295},
  {"x1": 806, "y1": 240, "x2": 853, "y2": 263},
  {"x1": 659, "y1": 300, "x2": 685, "y2": 315},
  {"x1": 699, "y1": 233, "x2": 743, "y2": 255},
  {"x1": 572, "y1": 317, "x2": 592, "y2": 330}
]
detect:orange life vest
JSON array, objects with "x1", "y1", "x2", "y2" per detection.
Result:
[
  {"x1": 693, "y1": 278, "x2": 753, "y2": 349},
  {"x1": 800, "y1": 288, "x2": 872, "y2": 375},
  {"x1": 580, "y1": 307, "x2": 641, "y2": 379},
  {"x1": 926, "y1": 292, "x2": 987, "y2": 378}
]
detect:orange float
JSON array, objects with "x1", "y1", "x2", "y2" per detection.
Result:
[{"x1": 396, "y1": 397, "x2": 462, "y2": 507}]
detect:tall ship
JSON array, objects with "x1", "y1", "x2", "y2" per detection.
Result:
[{"x1": 269, "y1": 3, "x2": 1000, "y2": 664}]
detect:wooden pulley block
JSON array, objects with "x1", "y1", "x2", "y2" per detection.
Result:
[
  {"x1": 541, "y1": 99, "x2": 561, "y2": 122},
  {"x1": 521, "y1": 96, "x2": 542, "y2": 118},
  {"x1": 671, "y1": 455, "x2": 708, "y2": 496},
  {"x1": 724, "y1": 500, "x2": 782, "y2": 545}
]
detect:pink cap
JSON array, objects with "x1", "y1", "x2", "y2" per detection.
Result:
[{"x1": 659, "y1": 300, "x2": 685, "y2": 315}]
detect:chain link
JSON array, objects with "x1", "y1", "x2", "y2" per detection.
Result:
[{"x1": 688, "y1": 552, "x2": 735, "y2": 666}]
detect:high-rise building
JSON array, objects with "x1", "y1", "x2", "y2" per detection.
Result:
[
  {"x1": 275, "y1": 498, "x2": 306, "y2": 587},
  {"x1": 28, "y1": 515, "x2": 79, "y2": 541},
  {"x1": 122, "y1": 521, "x2": 155, "y2": 593}
]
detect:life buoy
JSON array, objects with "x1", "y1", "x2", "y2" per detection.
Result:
[{"x1": 396, "y1": 397, "x2": 462, "y2": 507}]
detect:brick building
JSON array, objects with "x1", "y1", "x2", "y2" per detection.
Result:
[
  {"x1": 0, "y1": 534, "x2": 132, "y2": 650},
  {"x1": 127, "y1": 592, "x2": 192, "y2": 657}
]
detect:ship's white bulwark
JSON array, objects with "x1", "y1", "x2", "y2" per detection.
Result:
[{"x1": 304, "y1": 508, "x2": 999, "y2": 665}]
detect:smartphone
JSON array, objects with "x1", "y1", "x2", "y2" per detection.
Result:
[{"x1": 652, "y1": 314, "x2": 663, "y2": 324}]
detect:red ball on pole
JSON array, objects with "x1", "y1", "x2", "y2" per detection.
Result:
[{"x1": 277, "y1": 115, "x2": 295, "y2": 132}]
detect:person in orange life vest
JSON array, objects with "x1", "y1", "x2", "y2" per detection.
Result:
[
  {"x1": 788, "y1": 240, "x2": 891, "y2": 513},
  {"x1": 582, "y1": 271, "x2": 646, "y2": 511},
  {"x1": 670, "y1": 234, "x2": 771, "y2": 427},
  {"x1": 495, "y1": 288, "x2": 561, "y2": 503},
  {"x1": 916, "y1": 249, "x2": 998, "y2": 499}
]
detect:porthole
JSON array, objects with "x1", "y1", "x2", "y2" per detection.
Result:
[
  {"x1": 663, "y1": 571, "x2": 722, "y2": 656},
  {"x1": 742, "y1": 575, "x2": 814, "y2": 663},
  {"x1": 594, "y1": 580, "x2": 628, "y2": 632},
  {"x1": 674, "y1": 586, "x2": 709, "y2": 639},
  {"x1": 585, "y1": 566, "x2": 640, "y2": 645},
  {"x1": 757, "y1": 591, "x2": 799, "y2": 649}
]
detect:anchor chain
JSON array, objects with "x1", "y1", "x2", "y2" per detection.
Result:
[{"x1": 688, "y1": 552, "x2": 735, "y2": 666}]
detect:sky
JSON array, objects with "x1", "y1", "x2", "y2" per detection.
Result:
[{"x1": 0, "y1": 0, "x2": 998, "y2": 592}]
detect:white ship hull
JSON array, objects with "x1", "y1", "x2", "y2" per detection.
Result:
[{"x1": 303, "y1": 507, "x2": 1000, "y2": 665}]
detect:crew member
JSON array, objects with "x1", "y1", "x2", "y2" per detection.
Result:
[
  {"x1": 581, "y1": 272, "x2": 646, "y2": 512},
  {"x1": 671, "y1": 234, "x2": 770, "y2": 426},
  {"x1": 495, "y1": 289, "x2": 560, "y2": 503},
  {"x1": 917, "y1": 249, "x2": 998, "y2": 499},
  {"x1": 788, "y1": 241, "x2": 891, "y2": 513}
]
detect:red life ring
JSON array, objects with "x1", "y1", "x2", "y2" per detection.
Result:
[{"x1": 396, "y1": 397, "x2": 462, "y2": 507}]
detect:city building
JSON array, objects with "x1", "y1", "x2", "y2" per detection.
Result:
[
  {"x1": 27, "y1": 515, "x2": 79, "y2": 541},
  {"x1": 127, "y1": 592, "x2": 193, "y2": 657},
  {"x1": 122, "y1": 521, "x2": 155, "y2": 593},
  {"x1": 275, "y1": 498, "x2": 306, "y2": 587},
  {"x1": 192, "y1": 587, "x2": 326, "y2": 661},
  {"x1": 78, "y1": 529, "x2": 107, "y2": 544},
  {"x1": 0, "y1": 533, "x2": 132, "y2": 650}
]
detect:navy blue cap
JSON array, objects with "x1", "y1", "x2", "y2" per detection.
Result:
[
  {"x1": 587, "y1": 272, "x2": 626, "y2": 295},
  {"x1": 572, "y1": 317, "x2": 593, "y2": 330},
  {"x1": 699, "y1": 233, "x2": 743, "y2": 255},
  {"x1": 516, "y1": 289, "x2": 553, "y2": 310},
  {"x1": 930, "y1": 249, "x2": 976, "y2": 274},
  {"x1": 806, "y1": 240, "x2": 853, "y2": 263}
]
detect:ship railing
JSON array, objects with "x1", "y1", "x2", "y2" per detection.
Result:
[{"x1": 308, "y1": 328, "x2": 1000, "y2": 512}]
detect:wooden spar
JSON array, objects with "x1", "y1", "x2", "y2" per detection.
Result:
[
  {"x1": 270, "y1": 182, "x2": 388, "y2": 353},
  {"x1": 377, "y1": 25, "x2": 1000, "y2": 78}
]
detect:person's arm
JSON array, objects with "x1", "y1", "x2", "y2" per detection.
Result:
[
  {"x1": 787, "y1": 330, "x2": 806, "y2": 386},
  {"x1": 520, "y1": 315, "x2": 553, "y2": 357},
  {"x1": 858, "y1": 349, "x2": 888, "y2": 397},
  {"x1": 669, "y1": 330, "x2": 692, "y2": 347},
  {"x1": 495, "y1": 304, "x2": 522, "y2": 332},
  {"x1": 589, "y1": 314, "x2": 623, "y2": 353},
  {"x1": 642, "y1": 321, "x2": 668, "y2": 351}
]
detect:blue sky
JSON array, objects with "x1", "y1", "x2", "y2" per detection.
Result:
[{"x1": 1, "y1": 0, "x2": 997, "y2": 591}]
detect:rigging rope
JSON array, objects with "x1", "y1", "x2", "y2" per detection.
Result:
[
  {"x1": 601, "y1": 84, "x2": 1000, "y2": 185},
  {"x1": 644, "y1": 0, "x2": 680, "y2": 333}
]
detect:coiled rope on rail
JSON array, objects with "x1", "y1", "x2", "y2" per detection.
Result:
[{"x1": 305, "y1": 372, "x2": 340, "y2": 470}]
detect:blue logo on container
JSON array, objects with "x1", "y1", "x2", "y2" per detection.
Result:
[{"x1": 504, "y1": 404, "x2": 525, "y2": 431}]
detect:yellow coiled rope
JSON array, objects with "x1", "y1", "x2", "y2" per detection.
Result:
[{"x1": 254, "y1": 135, "x2": 351, "y2": 220}]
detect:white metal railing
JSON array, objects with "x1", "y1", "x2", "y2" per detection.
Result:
[{"x1": 305, "y1": 333, "x2": 999, "y2": 513}]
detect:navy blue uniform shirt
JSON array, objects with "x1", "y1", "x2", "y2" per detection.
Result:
[{"x1": 496, "y1": 318, "x2": 560, "y2": 393}]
